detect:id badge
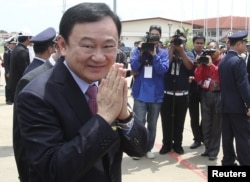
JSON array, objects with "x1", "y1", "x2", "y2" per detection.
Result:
[
  {"x1": 202, "y1": 78, "x2": 211, "y2": 89},
  {"x1": 144, "y1": 66, "x2": 153, "y2": 78}
]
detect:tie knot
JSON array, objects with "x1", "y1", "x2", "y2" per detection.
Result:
[{"x1": 86, "y1": 85, "x2": 97, "y2": 99}]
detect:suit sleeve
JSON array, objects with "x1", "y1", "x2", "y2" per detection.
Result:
[{"x1": 119, "y1": 115, "x2": 149, "y2": 157}]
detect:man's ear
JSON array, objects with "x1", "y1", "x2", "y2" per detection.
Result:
[{"x1": 56, "y1": 35, "x2": 67, "y2": 56}]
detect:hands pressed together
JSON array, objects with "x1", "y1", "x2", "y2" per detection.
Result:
[{"x1": 97, "y1": 63, "x2": 130, "y2": 125}]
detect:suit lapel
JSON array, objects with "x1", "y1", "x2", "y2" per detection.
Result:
[{"x1": 53, "y1": 60, "x2": 92, "y2": 124}]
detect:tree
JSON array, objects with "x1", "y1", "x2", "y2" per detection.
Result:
[
  {"x1": 182, "y1": 27, "x2": 190, "y2": 38},
  {"x1": 0, "y1": 30, "x2": 8, "y2": 33}
]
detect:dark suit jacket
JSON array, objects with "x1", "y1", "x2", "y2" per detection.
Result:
[
  {"x1": 219, "y1": 51, "x2": 250, "y2": 113},
  {"x1": 246, "y1": 52, "x2": 250, "y2": 82},
  {"x1": 13, "y1": 60, "x2": 54, "y2": 182},
  {"x1": 17, "y1": 59, "x2": 148, "y2": 182},
  {"x1": 23, "y1": 58, "x2": 45, "y2": 75},
  {"x1": 3, "y1": 48, "x2": 12, "y2": 74},
  {"x1": 8, "y1": 43, "x2": 30, "y2": 95}
]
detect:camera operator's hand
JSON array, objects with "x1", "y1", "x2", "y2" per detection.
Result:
[
  {"x1": 188, "y1": 76, "x2": 195, "y2": 83},
  {"x1": 149, "y1": 46, "x2": 157, "y2": 56},
  {"x1": 195, "y1": 55, "x2": 200, "y2": 65},
  {"x1": 169, "y1": 42, "x2": 193, "y2": 70},
  {"x1": 206, "y1": 55, "x2": 213, "y2": 66},
  {"x1": 174, "y1": 43, "x2": 185, "y2": 52}
]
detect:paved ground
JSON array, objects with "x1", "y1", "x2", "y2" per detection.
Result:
[{"x1": 0, "y1": 66, "x2": 223, "y2": 182}]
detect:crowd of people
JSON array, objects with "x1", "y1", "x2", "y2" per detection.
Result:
[{"x1": 0, "y1": 2, "x2": 250, "y2": 182}]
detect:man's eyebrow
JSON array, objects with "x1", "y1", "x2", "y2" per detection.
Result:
[{"x1": 78, "y1": 37, "x2": 116, "y2": 43}]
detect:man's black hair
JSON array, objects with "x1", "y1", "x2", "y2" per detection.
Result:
[{"x1": 59, "y1": 2, "x2": 121, "y2": 44}]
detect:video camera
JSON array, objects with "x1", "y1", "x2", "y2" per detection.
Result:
[
  {"x1": 171, "y1": 29, "x2": 187, "y2": 46},
  {"x1": 140, "y1": 32, "x2": 160, "y2": 52},
  {"x1": 197, "y1": 48, "x2": 216, "y2": 65}
]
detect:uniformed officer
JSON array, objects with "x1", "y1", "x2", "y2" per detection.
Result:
[
  {"x1": 7, "y1": 29, "x2": 33, "y2": 102},
  {"x1": 3, "y1": 36, "x2": 17, "y2": 104},
  {"x1": 218, "y1": 30, "x2": 250, "y2": 166},
  {"x1": 23, "y1": 27, "x2": 56, "y2": 75}
]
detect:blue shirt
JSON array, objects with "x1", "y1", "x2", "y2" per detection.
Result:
[{"x1": 130, "y1": 46, "x2": 169, "y2": 103}]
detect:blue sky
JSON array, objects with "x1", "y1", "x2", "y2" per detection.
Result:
[{"x1": 0, "y1": 0, "x2": 249, "y2": 35}]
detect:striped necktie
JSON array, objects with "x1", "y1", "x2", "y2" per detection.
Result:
[{"x1": 86, "y1": 85, "x2": 98, "y2": 114}]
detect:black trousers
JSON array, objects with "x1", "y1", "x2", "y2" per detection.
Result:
[
  {"x1": 4, "y1": 73, "x2": 14, "y2": 102},
  {"x1": 188, "y1": 91, "x2": 203, "y2": 143},
  {"x1": 160, "y1": 93, "x2": 188, "y2": 147},
  {"x1": 221, "y1": 113, "x2": 250, "y2": 166}
]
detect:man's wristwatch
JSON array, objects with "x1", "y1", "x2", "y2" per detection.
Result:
[{"x1": 119, "y1": 110, "x2": 134, "y2": 123}]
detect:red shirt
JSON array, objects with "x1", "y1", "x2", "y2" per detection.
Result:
[{"x1": 194, "y1": 57, "x2": 221, "y2": 91}]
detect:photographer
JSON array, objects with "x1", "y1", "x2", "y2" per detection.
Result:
[
  {"x1": 194, "y1": 40, "x2": 222, "y2": 161},
  {"x1": 186, "y1": 35, "x2": 206, "y2": 150},
  {"x1": 130, "y1": 25, "x2": 169, "y2": 159},
  {"x1": 159, "y1": 30, "x2": 193, "y2": 155}
]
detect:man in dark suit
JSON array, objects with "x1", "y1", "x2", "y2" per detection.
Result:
[
  {"x1": 16, "y1": 3, "x2": 149, "y2": 182},
  {"x1": 7, "y1": 31, "x2": 32, "y2": 100},
  {"x1": 219, "y1": 30, "x2": 250, "y2": 166},
  {"x1": 3, "y1": 37, "x2": 17, "y2": 104},
  {"x1": 23, "y1": 27, "x2": 56, "y2": 75}
]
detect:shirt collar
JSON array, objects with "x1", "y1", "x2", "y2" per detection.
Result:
[
  {"x1": 63, "y1": 60, "x2": 98, "y2": 95},
  {"x1": 33, "y1": 56, "x2": 46, "y2": 63}
]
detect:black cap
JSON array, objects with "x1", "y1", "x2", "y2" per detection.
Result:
[
  {"x1": 30, "y1": 27, "x2": 56, "y2": 44},
  {"x1": 149, "y1": 25, "x2": 162, "y2": 35},
  {"x1": 228, "y1": 30, "x2": 248, "y2": 41}
]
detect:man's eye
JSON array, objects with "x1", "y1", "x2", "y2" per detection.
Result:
[
  {"x1": 81, "y1": 44, "x2": 92, "y2": 48},
  {"x1": 104, "y1": 44, "x2": 115, "y2": 48}
]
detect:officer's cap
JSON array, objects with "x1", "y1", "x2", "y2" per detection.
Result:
[
  {"x1": 6, "y1": 36, "x2": 17, "y2": 44},
  {"x1": 30, "y1": 27, "x2": 56, "y2": 44},
  {"x1": 228, "y1": 30, "x2": 248, "y2": 41},
  {"x1": 9, "y1": 37, "x2": 17, "y2": 44},
  {"x1": 18, "y1": 28, "x2": 33, "y2": 37}
]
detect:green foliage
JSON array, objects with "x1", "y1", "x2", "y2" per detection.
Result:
[
  {"x1": 164, "y1": 39, "x2": 169, "y2": 46},
  {"x1": 182, "y1": 27, "x2": 190, "y2": 37},
  {"x1": 185, "y1": 38, "x2": 193, "y2": 51},
  {"x1": 0, "y1": 30, "x2": 7, "y2": 33},
  {"x1": 0, "y1": 45, "x2": 4, "y2": 54},
  {"x1": 163, "y1": 27, "x2": 193, "y2": 50}
]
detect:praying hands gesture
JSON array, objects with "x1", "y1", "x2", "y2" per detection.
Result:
[{"x1": 97, "y1": 63, "x2": 130, "y2": 124}]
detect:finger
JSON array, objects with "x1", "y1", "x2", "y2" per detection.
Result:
[
  {"x1": 97, "y1": 79, "x2": 105, "y2": 100},
  {"x1": 123, "y1": 77, "x2": 128, "y2": 102},
  {"x1": 112, "y1": 67, "x2": 123, "y2": 91},
  {"x1": 106, "y1": 64, "x2": 118, "y2": 88},
  {"x1": 98, "y1": 78, "x2": 105, "y2": 91}
]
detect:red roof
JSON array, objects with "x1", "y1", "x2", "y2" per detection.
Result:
[{"x1": 184, "y1": 16, "x2": 250, "y2": 29}]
